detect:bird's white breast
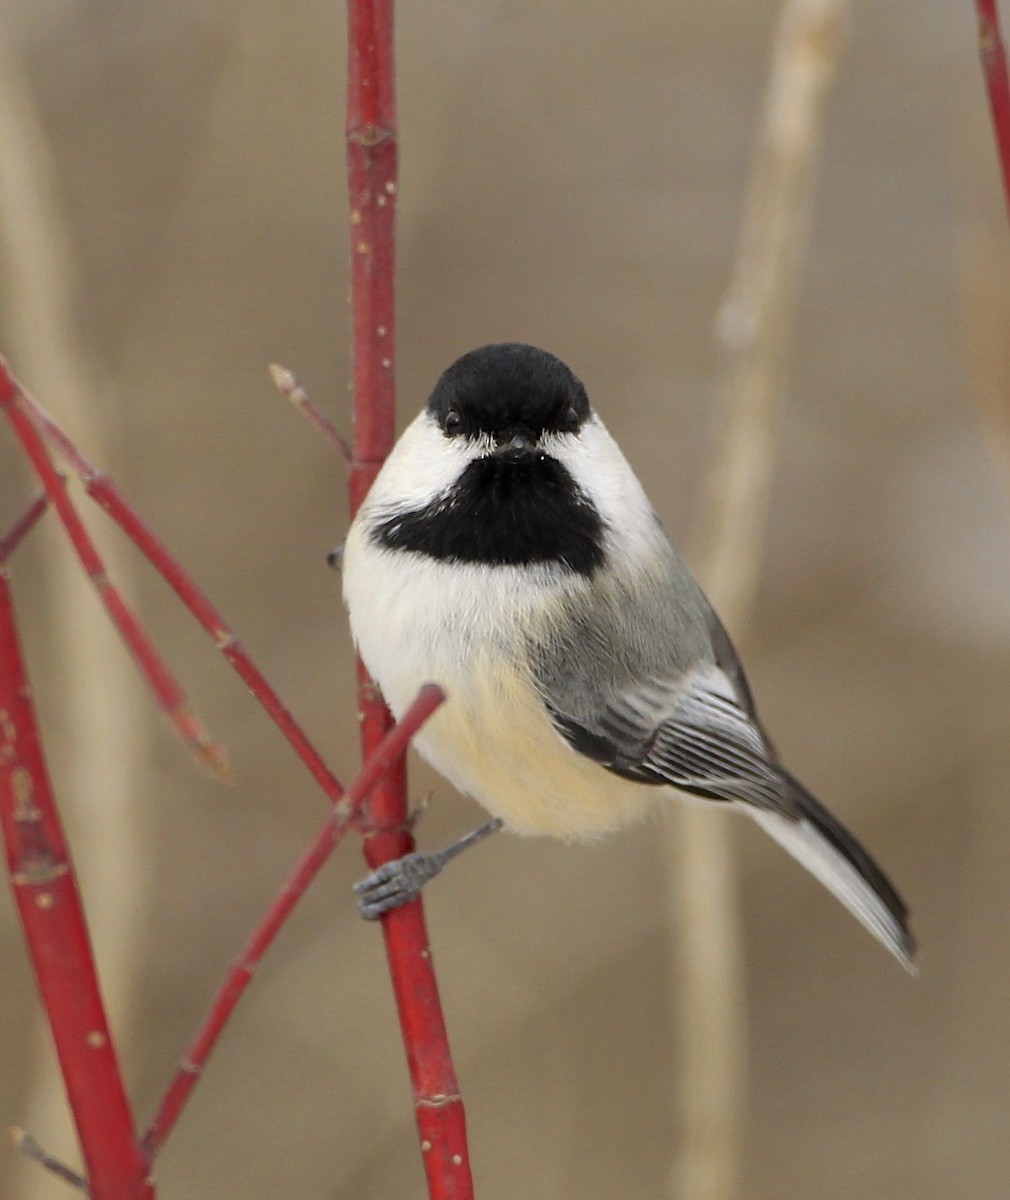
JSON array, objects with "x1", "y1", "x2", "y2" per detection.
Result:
[{"x1": 341, "y1": 522, "x2": 657, "y2": 839}]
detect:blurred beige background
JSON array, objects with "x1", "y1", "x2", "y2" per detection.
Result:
[{"x1": 1, "y1": 2, "x2": 1009, "y2": 1198}]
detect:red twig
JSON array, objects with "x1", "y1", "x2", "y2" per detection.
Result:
[
  {"x1": 976, "y1": 0, "x2": 1010, "y2": 222},
  {"x1": 0, "y1": 490, "x2": 51, "y2": 560},
  {"x1": 2, "y1": 354, "x2": 451, "y2": 1162},
  {"x1": 0, "y1": 566, "x2": 152, "y2": 1199},
  {"x1": 10, "y1": 1128, "x2": 88, "y2": 1191},
  {"x1": 9, "y1": 377, "x2": 349, "y2": 812},
  {"x1": 142, "y1": 683, "x2": 444, "y2": 1159},
  {"x1": 268, "y1": 362, "x2": 353, "y2": 462},
  {"x1": 346, "y1": 4, "x2": 475, "y2": 1197},
  {"x1": 0, "y1": 363, "x2": 229, "y2": 780},
  {"x1": 4, "y1": 359, "x2": 450, "y2": 1165}
]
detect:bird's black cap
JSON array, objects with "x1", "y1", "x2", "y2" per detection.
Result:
[{"x1": 426, "y1": 344, "x2": 590, "y2": 438}]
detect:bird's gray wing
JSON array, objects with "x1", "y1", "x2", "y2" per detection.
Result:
[
  {"x1": 532, "y1": 575, "x2": 916, "y2": 967},
  {"x1": 543, "y1": 652, "x2": 792, "y2": 815},
  {"x1": 705, "y1": 607, "x2": 777, "y2": 753}
]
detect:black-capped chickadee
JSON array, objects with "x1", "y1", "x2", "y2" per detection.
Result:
[{"x1": 343, "y1": 343, "x2": 915, "y2": 970}]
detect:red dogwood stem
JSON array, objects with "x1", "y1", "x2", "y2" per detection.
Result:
[
  {"x1": 142, "y1": 683, "x2": 444, "y2": 1159},
  {"x1": 268, "y1": 362, "x2": 353, "y2": 462},
  {"x1": 0, "y1": 363, "x2": 228, "y2": 779},
  {"x1": 0, "y1": 566, "x2": 152, "y2": 1199},
  {"x1": 976, "y1": 0, "x2": 1010, "y2": 221},
  {"x1": 0, "y1": 490, "x2": 50, "y2": 560},
  {"x1": 15, "y1": 378, "x2": 347, "y2": 811},
  {"x1": 5, "y1": 365, "x2": 457, "y2": 1166},
  {"x1": 346, "y1": 3, "x2": 475, "y2": 1197}
]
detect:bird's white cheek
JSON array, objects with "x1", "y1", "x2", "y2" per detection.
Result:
[
  {"x1": 357, "y1": 412, "x2": 478, "y2": 517},
  {"x1": 550, "y1": 419, "x2": 666, "y2": 564}
]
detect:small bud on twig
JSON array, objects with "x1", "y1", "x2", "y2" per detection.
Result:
[{"x1": 268, "y1": 363, "x2": 353, "y2": 463}]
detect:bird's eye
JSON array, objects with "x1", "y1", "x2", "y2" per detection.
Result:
[
  {"x1": 444, "y1": 410, "x2": 463, "y2": 436},
  {"x1": 559, "y1": 405, "x2": 581, "y2": 433}
]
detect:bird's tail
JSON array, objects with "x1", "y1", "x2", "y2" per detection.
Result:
[{"x1": 744, "y1": 771, "x2": 917, "y2": 972}]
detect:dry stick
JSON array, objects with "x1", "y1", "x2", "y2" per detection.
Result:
[
  {"x1": 0, "y1": 367, "x2": 229, "y2": 780},
  {"x1": 142, "y1": 683, "x2": 445, "y2": 1158},
  {"x1": 345, "y1": 4, "x2": 475, "y2": 1198},
  {"x1": 15, "y1": 379, "x2": 348, "y2": 812},
  {"x1": 0, "y1": 565, "x2": 153, "y2": 1200},
  {"x1": 976, "y1": 0, "x2": 1010, "y2": 221},
  {"x1": 670, "y1": 4, "x2": 851, "y2": 1199}
]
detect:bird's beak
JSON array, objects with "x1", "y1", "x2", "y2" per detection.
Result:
[{"x1": 493, "y1": 426, "x2": 540, "y2": 464}]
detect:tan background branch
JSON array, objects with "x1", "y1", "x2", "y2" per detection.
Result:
[{"x1": 669, "y1": 4, "x2": 851, "y2": 1198}]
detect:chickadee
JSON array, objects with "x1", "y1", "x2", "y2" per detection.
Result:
[{"x1": 342, "y1": 343, "x2": 916, "y2": 969}]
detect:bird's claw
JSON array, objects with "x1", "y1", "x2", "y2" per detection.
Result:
[{"x1": 353, "y1": 850, "x2": 445, "y2": 920}]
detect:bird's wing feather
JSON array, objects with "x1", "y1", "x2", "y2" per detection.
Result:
[
  {"x1": 530, "y1": 558, "x2": 916, "y2": 967},
  {"x1": 541, "y1": 646, "x2": 917, "y2": 967},
  {"x1": 544, "y1": 658, "x2": 792, "y2": 814}
]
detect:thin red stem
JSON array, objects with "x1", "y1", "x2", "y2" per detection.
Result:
[
  {"x1": 346, "y1": 4, "x2": 475, "y2": 1197},
  {"x1": 0, "y1": 490, "x2": 51, "y2": 560},
  {"x1": 347, "y1": 0, "x2": 398, "y2": 507},
  {"x1": 268, "y1": 362, "x2": 353, "y2": 462},
  {"x1": 0, "y1": 567, "x2": 152, "y2": 1200},
  {"x1": 976, "y1": 0, "x2": 1010, "y2": 222},
  {"x1": 0, "y1": 363, "x2": 228, "y2": 779},
  {"x1": 12, "y1": 377, "x2": 346, "y2": 810},
  {"x1": 10, "y1": 1128, "x2": 88, "y2": 1191},
  {"x1": 142, "y1": 683, "x2": 444, "y2": 1158}
]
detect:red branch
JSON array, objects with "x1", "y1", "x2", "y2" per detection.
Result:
[
  {"x1": 13, "y1": 379, "x2": 347, "y2": 813},
  {"x1": 142, "y1": 683, "x2": 444, "y2": 1158},
  {"x1": 4, "y1": 359, "x2": 460, "y2": 1171},
  {"x1": 2, "y1": 354, "x2": 453, "y2": 1169},
  {"x1": 0, "y1": 364, "x2": 229, "y2": 780},
  {"x1": 0, "y1": 565, "x2": 152, "y2": 1199},
  {"x1": 268, "y1": 362, "x2": 353, "y2": 462},
  {"x1": 976, "y1": 0, "x2": 1010, "y2": 222},
  {"x1": 0, "y1": 491, "x2": 51, "y2": 559},
  {"x1": 346, "y1": 3, "x2": 475, "y2": 1197},
  {"x1": 2, "y1": 3, "x2": 475, "y2": 1191}
]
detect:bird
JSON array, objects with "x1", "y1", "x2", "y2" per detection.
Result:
[{"x1": 341, "y1": 342, "x2": 916, "y2": 970}]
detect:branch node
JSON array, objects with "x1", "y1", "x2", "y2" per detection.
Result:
[
  {"x1": 416, "y1": 1091, "x2": 462, "y2": 1109},
  {"x1": 347, "y1": 123, "x2": 393, "y2": 147},
  {"x1": 12, "y1": 859, "x2": 70, "y2": 887}
]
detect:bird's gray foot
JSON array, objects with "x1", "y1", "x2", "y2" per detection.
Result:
[
  {"x1": 354, "y1": 850, "x2": 448, "y2": 919},
  {"x1": 353, "y1": 817, "x2": 504, "y2": 920}
]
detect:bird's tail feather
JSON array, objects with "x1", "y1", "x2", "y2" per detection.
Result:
[{"x1": 744, "y1": 772, "x2": 916, "y2": 972}]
